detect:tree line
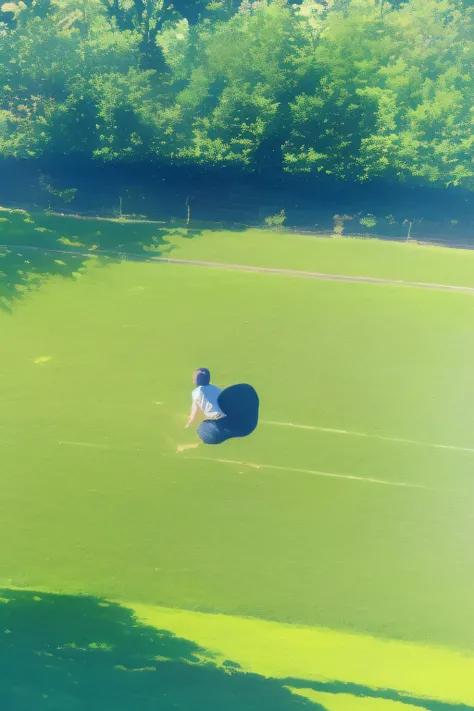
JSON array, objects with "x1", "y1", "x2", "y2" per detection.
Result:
[{"x1": 0, "y1": 0, "x2": 473, "y2": 191}]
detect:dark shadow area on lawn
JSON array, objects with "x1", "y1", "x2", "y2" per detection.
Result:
[
  {"x1": 0, "y1": 588, "x2": 322, "y2": 711},
  {"x1": 0, "y1": 244, "x2": 111, "y2": 313},
  {"x1": 0, "y1": 209, "x2": 207, "y2": 308},
  {"x1": 1, "y1": 588, "x2": 470, "y2": 711},
  {"x1": 31, "y1": 212, "x2": 207, "y2": 255}
]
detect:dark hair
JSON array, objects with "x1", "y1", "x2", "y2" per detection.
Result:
[{"x1": 195, "y1": 368, "x2": 211, "y2": 386}]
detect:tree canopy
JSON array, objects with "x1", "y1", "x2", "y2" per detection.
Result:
[{"x1": 0, "y1": 0, "x2": 473, "y2": 189}]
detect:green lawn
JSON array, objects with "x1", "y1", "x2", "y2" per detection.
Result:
[
  {"x1": 1, "y1": 212, "x2": 474, "y2": 708},
  {"x1": 3, "y1": 208, "x2": 474, "y2": 288}
]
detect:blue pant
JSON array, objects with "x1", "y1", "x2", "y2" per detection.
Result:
[
  {"x1": 197, "y1": 384, "x2": 259, "y2": 445},
  {"x1": 197, "y1": 418, "x2": 234, "y2": 445}
]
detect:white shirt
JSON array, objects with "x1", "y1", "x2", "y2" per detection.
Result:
[{"x1": 192, "y1": 384, "x2": 224, "y2": 419}]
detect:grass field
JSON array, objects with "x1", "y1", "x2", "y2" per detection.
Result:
[{"x1": 1, "y1": 210, "x2": 474, "y2": 710}]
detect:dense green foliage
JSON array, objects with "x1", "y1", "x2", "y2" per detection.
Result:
[{"x1": 0, "y1": 0, "x2": 473, "y2": 189}]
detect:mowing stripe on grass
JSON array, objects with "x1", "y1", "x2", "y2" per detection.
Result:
[
  {"x1": 262, "y1": 420, "x2": 474, "y2": 454},
  {"x1": 183, "y1": 456, "x2": 450, "y2": 492}
]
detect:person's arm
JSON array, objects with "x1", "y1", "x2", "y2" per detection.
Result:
[
  {"x1": 186, "y1": 389, "x2": 201, "y2": 428},
  {"x1": 185, "y1": 402, "x2": 199, "y2": 428}
]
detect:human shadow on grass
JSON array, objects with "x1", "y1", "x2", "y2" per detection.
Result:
[
  {"x1": 0, "y1": 210, "x2": 198, "y2": 308},
  {"x1": 0, "y1": 588, "x2": 322, "y2": 711}
]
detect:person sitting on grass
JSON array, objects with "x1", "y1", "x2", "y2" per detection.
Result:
[
  {"x1": 178, "y1": 368, "x2": 259, "y2": 452},
  {"x1": 185, "y1": 368, "x2": 224, "y2": 428}
]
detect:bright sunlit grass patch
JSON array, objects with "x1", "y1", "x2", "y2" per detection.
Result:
[{"x1": 129, "y1": 602, "x2": 474, "y2": 708}]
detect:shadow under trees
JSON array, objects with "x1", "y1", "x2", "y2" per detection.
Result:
[
  {"x1": 0, "y1": 589, "x2": 470, "y2": 711},
  {"x1": 0, "y1": 208, "x2": 202, "y2": 310},
  {"x1": 0, "y1": 589, "x2": 322, "y2": 711}
]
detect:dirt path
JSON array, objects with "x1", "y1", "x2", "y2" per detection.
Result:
[
  {"x1": 4, "y1": 242, "x2": 474, "y2": 294},
  {"x1": 155, "y1": 257, "x2": 474, "y2": 295}
]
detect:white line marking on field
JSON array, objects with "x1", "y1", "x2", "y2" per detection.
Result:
[
  {"x1": 59, "y1": 441, "x2": 110, "y2": 449},
  {"x1": 261, "y1": 420, "x2": 474, "y2": 454},
  {"x1": 183, "y1": 456, "x2": 450, "y2": 492}
]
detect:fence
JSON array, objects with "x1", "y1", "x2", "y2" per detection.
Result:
[{"x1": 1, "y1": 193, "x2": 474, "y2": 251}]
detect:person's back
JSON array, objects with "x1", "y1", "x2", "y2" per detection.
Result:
[{"x1": 192, "y1": 383, "x2": 223, "y2": 420}]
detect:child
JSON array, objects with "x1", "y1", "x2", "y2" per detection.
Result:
[
  {"x1": 178, "y1": 368, "x2": 259, "y2": 451},
  {"x1": 185, "y1": 368, "x2": 224, "y2": 428}
]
